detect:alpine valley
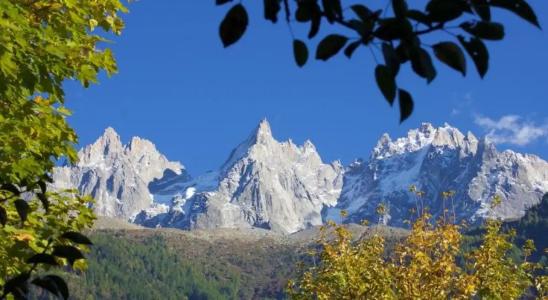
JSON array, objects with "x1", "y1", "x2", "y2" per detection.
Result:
[{"x1": 53, "y1": 120, "x2": 548, "y2": 232}]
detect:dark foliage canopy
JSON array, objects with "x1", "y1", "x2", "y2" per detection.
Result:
[{"x1": 216, "y1": 0, "x2": 540, "y2": 122}]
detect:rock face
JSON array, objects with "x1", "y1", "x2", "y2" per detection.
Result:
[
  {"x1": 137, "y1": 119, "x2": 344, "y2": 234},
  {"x1": 329, "y1": 123, "x2": 548, "y2": 226},
  {"x1": 53, "y1": 128, "x2": 190, "y2": 219},
  {"x1": 54, "y1": 121, "x2": 548, "y2": 233}
]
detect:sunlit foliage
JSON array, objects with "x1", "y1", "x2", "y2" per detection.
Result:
[
  {"x1": 288, "y1": 197, "x2": 547, "y2": 299},
  {"x1": 0, "y1": 0, "x2": 126, "y2": 298}
]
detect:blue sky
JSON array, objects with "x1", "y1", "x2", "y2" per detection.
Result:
[{"x1": 64, "y1": 1, "x2": 548, "y2": 175}]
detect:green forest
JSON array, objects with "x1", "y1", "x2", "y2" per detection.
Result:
[{"x1": 32, "y1": 195, "x2": 547, "y2": 299}]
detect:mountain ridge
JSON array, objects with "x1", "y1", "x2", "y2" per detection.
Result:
[{"x1": 53, "y1": 120, "x2": 548, "y2": 233}]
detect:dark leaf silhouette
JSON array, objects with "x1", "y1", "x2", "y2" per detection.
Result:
[
  {"x1": 471, "y1": 0, "x2": 491, "y2": 21},
  {"x1": 375, "y1": 65, "x2": 397, "y2": 105},
  {"x1": 491, "y1": 0, "x2": 540, "y2": 28},
  {"x1": 344, "y1": 40, "x2": 361, "y2": 58},
  {"x1": 458, "y1": 35, "x2": 489, "y2": 78},
  {"x1": 220, "y1": 4, "x2": 249, "y2": 47},
  {"x1": 426, "y1": 0, "x2": 466, "y2": 22},
  {"x1": 0, "y1": 205, "x2": 6, "y2": 226},
  {"x1": 322, "y1": 0, "x2": 343, "y2": 23},
  {"x1": 382, "y1": 43, "x2": 400, "y2": 76},
  {"x1": 350, "y1": 4, "x2": 373, "y2": 22},
  {"x1": 410, "y1": 47, "x2": 437, "y2": 83},
  {"x1": 37, "y1": 192, "x2": 49, "y2": 212},
  {"x1": 460, "y1": 21, "x2": 505, "y2": 40},
  {"x1": 216, "y1": 0, "x2": 232, "y2": 5},
  {"x1": 316, "y1": 34, "x2": 348, "y2": 61},
  {"x1": 433, "y1": 42, "x2": 466, "y2": 76},
  {"x1": 293, "y1": 39, "x2": 309, "y2": 67},
  {"x1": 61, "y1": 231, "x2": 93, "y2": 245},
  {"x1": 406, "y1": 9, "x2": 431, "y2": 25},
  {"x1": 1, "y1": 183, "x2": 20, "y2": 196},
  {"x1": 32, "y1": 275, "x2": 69, "y2": 300},
  {"x1": 14, "y1": 199, "x2": 30, "y2": 223},
  {"x1": 392, "y1": 0, "x2": 408, "y2": 19},
  {"x1": 263, "y1": 0, "x2": 281, "y2": 23},
  {"x1": 52, "y1": 246, "x2": 85, "y2": 266},
  {"x1": 398, "y1": 89, "x2": 414, "y2": 123},
  {"x1": 3, "y1": 272, "x2": 30, "y2": 298},
  {"x1": 27, "y1": 253, "x2": 59, "y2": 266}
]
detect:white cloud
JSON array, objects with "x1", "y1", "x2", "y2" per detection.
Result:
[
  {"x1": 450, "y1": 92, "x2": 474, "y2": 117},
  {"x1": 474, "y1": 115, "x2": 548, "y2": 146}
]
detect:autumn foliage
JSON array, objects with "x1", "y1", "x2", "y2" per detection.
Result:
[{"x1": 288, "y1": 198, "x2": 547, "y2": 299}]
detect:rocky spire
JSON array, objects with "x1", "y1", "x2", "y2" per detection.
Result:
[
  {"x1": 253, "y1": 118, "x2": 273, "y2": 144},
  {"x1": 53, "y1": 127, "x2": 187, "y2": 219}
]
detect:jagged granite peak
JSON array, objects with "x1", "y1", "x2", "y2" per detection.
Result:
[
  {"x1": 54, "y1": 122, "x2": 547, "y2": 233},
  {"x1": 220, "y1": 118, "x2": 274, "y2": 174},
  {"x1": 137, "y1": 119, "x2": 344, "y2": 234},
  {"x1": 53, "y1": 127, "x2": 189, "y2": 219},
  {"x1": 255, "y1": 118, "x2": 274, "y2": 143},
  {"x1": 330, "y1": 123, "x2": 548, "y2": 226}
]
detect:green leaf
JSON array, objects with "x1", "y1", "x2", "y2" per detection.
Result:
[
  {"x1": 316, "y1": 34, "x2": 348, "y2": 61},
  {"x1": 52, "y1": 245, "x2": 85, "y2": 266},
  {"x1": 0, "y1": 205, "x2": 6, "y2": 226},
  {"x1": 426, "y1": 0, "x2": 467, "y2": 22},
  {"x1": 382, "y1": 43, "x2": 400, "y2": 76},
  {"x1": 460, "y1": 21, "x2": 505, "y2": 40},
  {"x1": 219, "y1": 4, "x2": 249, "y2": 47},
  {"x1": 27, "y1": 253, "x2": 59, "y2": 266},
  {"x1": 344, "y1": 40, "x2": 361, "y2": 58},
  {"x1": 263, "y1": 0, "x2": 281, "y2": 23},
  {"x1": 458, "y1": 35, "x2": 489, "y2": 78},
  {"x1": 61, "y1": 231, "x2": 93, "y2": 245},
  {"x1": 14, "y1": 199, "x2": 30, "y2": 223},
  {"x1": 410, "y1": 47, "x2": 437, "y2": 83},
  {"x1": 375, "y1": 65, "x2": 397, "y2": 105},
  {"x1": 216, "y1": 0, "x2": 232, "y2": 5},
  {"x1": 293, "y1": 40, "x2": 309, "y2": 67},
  {"x1": 433, "y1": 42, "x2": 466, "y2": 76},
  {"x1": 471, "y1": 0, "x2": 491, "y2": 21},
  {"x1": 490, "y1": 0, "x2": 540, "y2": 28},
  {"x1": 398, "y1": 89, "x2": 414, "y2": 123}
]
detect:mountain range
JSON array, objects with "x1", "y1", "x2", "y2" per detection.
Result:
[{"x1": 53, "y1": 120, "x2": 548, "y2": 234}]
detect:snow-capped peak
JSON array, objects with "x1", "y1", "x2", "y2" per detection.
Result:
[
  {"x1": 254, "y1": 118, "x2": 273, "y2": 143},
  {"x1": 53, "y1": 128, "x2": 187, "y2": 219},
  {"x1": 371, "y1": 122, "x2": 477, "y2": 159}
]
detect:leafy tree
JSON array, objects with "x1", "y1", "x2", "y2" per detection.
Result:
[
  {"x1": 215, "y1": 0, "x2": 541, "y2": 122},
  {"x1": 0, "y1": 0, "x2": 126, "y2": 298},
  {"x1": 505, "y1": 193, "x2": 548, "y2": 264},
  {"x1": 287, "y1": 203, "x2": 547, "y2": 299}
]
